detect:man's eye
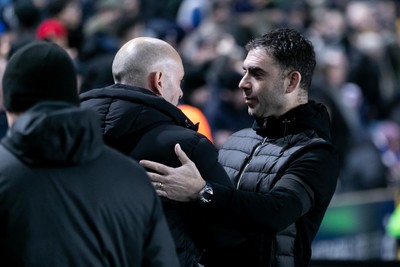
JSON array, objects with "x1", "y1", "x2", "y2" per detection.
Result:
[{"x1": 251, "y1": 70, "x2": 264, "y2": 78}]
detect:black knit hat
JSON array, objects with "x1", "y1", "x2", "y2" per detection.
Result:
[{"x1": 2, "y1": 41, "x2": 79, "y2": 112}]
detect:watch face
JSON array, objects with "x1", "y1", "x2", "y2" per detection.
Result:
[
  {"x1": 203, "y1": 190, "x2": 212, "y2": 200},
  {"x1": 199, "y1": 183, "x2": 213, "y2": 203}
]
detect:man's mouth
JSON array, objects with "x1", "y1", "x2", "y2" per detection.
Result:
[{"x1": 245, "y1": 97, "x2": 256, "y2": 107}]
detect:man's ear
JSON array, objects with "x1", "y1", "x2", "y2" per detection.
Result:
[
  {"x1": 285, "y1": 71, "x2": 301, "y2": 94},
  {"x1": 149, "y1": 71, "x2": 163, "y2": 96}
]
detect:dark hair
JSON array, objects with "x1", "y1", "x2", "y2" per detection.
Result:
[
  {"x1": 46, "y1": 0, "x2": 69, "y2": 16},
  {"x1": 245, "y1": 28, "x2": 316, "y2": 90}
]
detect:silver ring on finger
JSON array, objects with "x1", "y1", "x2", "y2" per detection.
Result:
[{"x1": 158, "y1": 182, "x2": 163, "y2": 191}]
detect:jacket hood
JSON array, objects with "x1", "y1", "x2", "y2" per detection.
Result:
[
  {"x1": 80, "y1": 84, "x2": 198, "y2": 153},
  {"x1": 1, "y1": 102, "x2": 103, "y2": 166},
  {"x1": 253, "y1": 101, "x2": 332, "y2": 142}
]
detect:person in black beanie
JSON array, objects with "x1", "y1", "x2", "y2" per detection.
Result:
[
  {"x1": 0, "y1": 41, "x2": 178, "y2": 267},
  {"x1": 2, "y1": 40, "x2": 79, "y2": 112}
]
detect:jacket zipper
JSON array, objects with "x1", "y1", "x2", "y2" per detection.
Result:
[{"x1": 236, "y1": 136, "x2": 269, "y2": 189}]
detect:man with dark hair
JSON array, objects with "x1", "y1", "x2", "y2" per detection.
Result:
[
  {"x1": 0, "y1": 41, "x2": 178, "y2": 267},
  {"x1": 140, "y1": 28, "x2": 340, "y2": 267}
]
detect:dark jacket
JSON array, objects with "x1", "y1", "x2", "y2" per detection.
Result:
[
  {"x1": 204, "y1": 101, "x2": 339, "y2": 267},
  {"x1": 0, "y1": 102, "x2": 178, "y2": 267},
  {"x1": 80, "y1": 84, "x2": 234, "y2": 267}
]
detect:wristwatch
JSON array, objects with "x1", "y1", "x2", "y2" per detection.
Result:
[{"x1": 198, "y1": 181, "x2": 213, "y2": 204}]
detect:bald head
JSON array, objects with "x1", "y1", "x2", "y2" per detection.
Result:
[
  {"x1": 112, "y1": 37, "x2": 184, "y2": 105},
  {"x1": 113, "y1": 37, "x2": 181, "y2": 87}
]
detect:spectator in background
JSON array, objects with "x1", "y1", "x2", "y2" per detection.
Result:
[
  {"x1": 34, "y1": 0, "x2": 83, "y2": 62},
  {"x1": 310, "y1": 46, "x2": 368, "y2": 191},
  {"x1": 0, "y1": 41, "x2": 178, "y2": 267},
  {"x1": 78, "y1": 1, "x2": 144, "y2": 93},
  {"x1": 13, "y1": 0, "x2": 41, "y2": 39},
  {"x1": 35, "y1": 16, "x2": 83, "y2": 88},
  {"x1": 44, "y1": 0, "x2": 83, "y2": 50},
  {"x1": 34, "y1": 0, "x2": 86, "y2": 88},
  {"x1": 371, "y1": 121, "x2": 400, "y2": 186},
  {"x1": 344, "y1": 1, "x2": 396, "y2": 123},
  {"x1": 180, "y1": 0, "x2": 233, "y2": 67},
  {"x1": 79, "y1": 52, "x2": 115, "y2": 93},
  {"x1": 78, "y1": 0, "x2": 122, "y2": 68},
  {"x1": 210, "y1": 69, "x2": 253, "y2": 148},
  {"x1": 4, "y1": 0, "x2": 41, "y2": 60},
  {"x1": 80, "y1": 37, "x2": 234, "y2": 267},
  {"x1": 36, "y1": 18, "x2": 68, "y2": 48},
  {"x1": 178, "y1": 67, "x2": 214, "y2": 142}
]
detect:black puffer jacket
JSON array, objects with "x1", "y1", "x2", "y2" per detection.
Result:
[
  {"x1": 80, "y1": 84, "x2": 234, "y2": 267},
  {"x1": 0, "y1": 102, "x2": 178, "y2": 267},
  {"x1": 204, "y1": 102, "x2": 339, "y2": 267}
]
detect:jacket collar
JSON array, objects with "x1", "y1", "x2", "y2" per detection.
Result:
[
  {"x1": 253, "y1": 101, "x2": 332, "y2": 141},
  {"x1": 80, "y1": 83, "x2": 198, "y2": 131}
]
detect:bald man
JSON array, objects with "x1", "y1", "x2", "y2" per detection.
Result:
[{"x1": 80, "y1": 37, "x2": 235, "y2": 267}]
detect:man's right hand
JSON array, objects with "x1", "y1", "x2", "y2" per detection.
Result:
[{"x1": 139, "y1": 144, "x2": 206, "y2": 202}]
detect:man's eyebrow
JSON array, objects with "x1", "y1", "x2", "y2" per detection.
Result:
[{"x1": 245, "y1": 66, "x2": 266, "y2": 75}]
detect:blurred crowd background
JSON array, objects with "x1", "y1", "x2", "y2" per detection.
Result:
[{"x1": 0, "y1": 0, "x2": 400, "y2": 260}]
